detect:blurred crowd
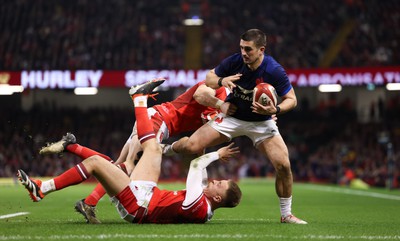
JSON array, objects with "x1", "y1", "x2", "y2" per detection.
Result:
[
  {"x1": 0, "y1": 0, "x2": 399, "y2": 70},
  {"x1": 1, "y1": 94, "x2": 399, "y2": 188},
  {"x1": 0, "y1": 0, "x2": 185, "y2": 70}
]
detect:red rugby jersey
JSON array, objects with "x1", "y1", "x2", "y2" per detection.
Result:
[
  {"x1": 153, "y1": 81, "x2": 227, "y2": 136},
  {"x1": 142, "y1": 187, "x2": 212, "y2": 224}
]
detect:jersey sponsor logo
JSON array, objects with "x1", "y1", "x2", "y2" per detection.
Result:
[
  {"x1": 236, "y1": 85, "x2": 253, "y2": 94},
  {"x1": 234, "y1": 86, "x2": 254, "y2": 102},
  {"x1": 233, "y1": 92, "x2": 253, "y2": 102}
]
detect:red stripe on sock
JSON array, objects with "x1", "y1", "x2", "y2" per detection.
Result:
[
  {"x1": 139, "y1": 133, "x2": 156, "y2": 144},
  {"x1": 75, "y1": 163, "x2": 90, "y2": 179},
  {"x1": 53, "y1": 163, "x2": 90, "y2": 190}
]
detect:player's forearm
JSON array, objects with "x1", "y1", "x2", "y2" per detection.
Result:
[
  {"x1": 185, "y1": 151, "x2": 219, "y2": 187},
  {"x1": 193, "y1": 84, "x2": 224, "y2": 109},
  {"x1": 194, "y1": 93, "x2": 224, "y2": 110},
  {"x1": 190, "y1": 151, "x2": 219, "y2": 170},
  {"x1": 277, "y1": 98, "x2": 297, "y2": 114},
  {"x1": 205, "y1": 70, "x2": 221, "y2": 89},
  {"x1": 277, "y1": 88, "x2": 297, "y2": 114}
]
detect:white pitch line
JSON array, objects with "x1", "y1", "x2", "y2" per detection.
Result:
[
  {"x1": 0, "y1": 212, "x2": 30, "y2": 219},
  {"x1": 304, "y1": 185, "x2": 400, "y2": 201},
  {"x1": 0, "y1": 234, "x2": 399, "y2": 240}
]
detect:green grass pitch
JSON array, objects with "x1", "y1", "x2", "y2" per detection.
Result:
[{"x1": 1, "y1": 178, "x2": 399, "y2": 241}]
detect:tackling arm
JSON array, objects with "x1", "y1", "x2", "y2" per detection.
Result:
[
  {"x1": 193, "y1": 84, "x2": 224, "y2": 110},
  {"x1": 205, "y1": 69, "x2": 221, "y2": 89}
]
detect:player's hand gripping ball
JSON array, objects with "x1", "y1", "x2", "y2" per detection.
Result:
[{"x1": 252, "y1": 83, "x2": 278, "y2": 106}]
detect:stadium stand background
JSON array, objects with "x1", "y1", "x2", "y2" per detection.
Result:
[{"x1": 0, "y1": 0, "x2": 399, "y2": 188}]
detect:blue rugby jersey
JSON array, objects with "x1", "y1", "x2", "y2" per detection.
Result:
[{"x1": 214, "y1": 53, "x2": 292, "y2": 121}]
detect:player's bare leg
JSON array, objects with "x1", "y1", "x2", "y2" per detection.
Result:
[
  {"x1": 130, "y1": 138, "x2": 162, "y2": 183},
  {"x1": 75, "y1": 139, "x2": 138, "y2": 224},
  {"x1": 129, "y1": 78, "x2": 165, "y2": 183},
  {"x1": 74, "y1": 79, "x2": 164, "y2": 223},
  {"x1": 19, "y1": 144, "x2": 131, "y2": 203},
  {"x1": 114, "y1": 134, "x2": 142, "y2": 173},
  {"x1": 166, "y1": 124, "x2": 229, "y2": 156},
  {"x1": 258, "y1": 135, "x2": 307, "y2": 224}
]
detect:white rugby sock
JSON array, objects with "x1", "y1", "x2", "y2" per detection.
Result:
[
  {"x1": 279, "y1": 196, "x2": 292, "y2": 218},
  {"x1": 41, "y1": 179, "x2": 56, "y2": 194},
  {"x1": 133, "y1": 95, "x2": 148, "y2": 107}
]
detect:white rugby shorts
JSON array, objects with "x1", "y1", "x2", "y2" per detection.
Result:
[
  {"x1": 110, "y1": 180, "x2": 156, "y2": 222},
  {"x1": 208, "y1": 113, "x2": 280, "y2": 147}
]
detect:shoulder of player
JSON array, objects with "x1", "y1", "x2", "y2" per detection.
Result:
[
  {"x1": 216, "y1": 53, "x2": 244, "y2": 76},
  {"x1": 263, "y1": 55, "x2": 284, "y2": 71}
]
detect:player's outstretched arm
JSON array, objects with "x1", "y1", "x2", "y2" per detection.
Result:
[{"x1": 183, "y1": 143, "x2": 239, "y2": 205}]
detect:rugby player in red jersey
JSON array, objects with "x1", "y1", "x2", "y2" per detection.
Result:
[
  {"x1": 18, "y1": 79, "x2": 242, "y2": 224},
  {"x1": 71, "y1": 80, "x2": 233, "y2": 223}
]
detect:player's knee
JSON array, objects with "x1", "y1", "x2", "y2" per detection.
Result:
[
  {"x1": 183, "y1": 140, "x2": 203, "y2": 154},
  {"x1": 146, "y1": 142, "x2": 162, "y2": 155},
  {"x1": 85, "y1": 155, "x2": 103, "y2": 163},
  {"x1": 82, "y1": 155, "x2": 105, "y2": 171},
  {"x1": 274, "y1": 160, "x2": 291, "y2": 174}
]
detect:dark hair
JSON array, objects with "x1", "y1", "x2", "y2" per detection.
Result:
[
  {"x1": 240, "y1": 29, "x2": 267, "y2": 48},
  {"x1": 223, "y1": 180, "x2": 242, "y2": 208}
]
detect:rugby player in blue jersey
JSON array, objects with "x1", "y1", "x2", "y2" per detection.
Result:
[{"x1": 164, "y1": 29, "x2": 307, "y2": 224}]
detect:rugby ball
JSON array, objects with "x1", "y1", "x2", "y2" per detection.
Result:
[{"x1": 253, "y1": 83, "x2": 278, "y2": 106}]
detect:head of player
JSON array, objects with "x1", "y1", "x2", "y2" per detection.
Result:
[
  {"x1": 204, "y1": 179, "x2": 241, "y2": 209},
  {"x1": 240, "y1": 29, "x2": 267, "y2": 69}
]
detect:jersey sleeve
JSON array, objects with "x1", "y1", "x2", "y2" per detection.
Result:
[
  {"x1": 181, "y1": 156, "x2": 215, "y2": 223},
  {"x1": 214, "y1": 54, "x2": 240, "y2": 77},
  {"x1": 214, "y1": 58, "x2": 228, "y2": 77},
  {"x1": 182, "y1": 152, "x2": 219, "y2": 208},
  {"x1": 270, "y1": 65, "x2": 292, "y2": 96}
]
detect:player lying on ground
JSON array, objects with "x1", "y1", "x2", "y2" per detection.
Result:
[{"x1": 17, "y1": 79, "x2": 242, "y2": 224}]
